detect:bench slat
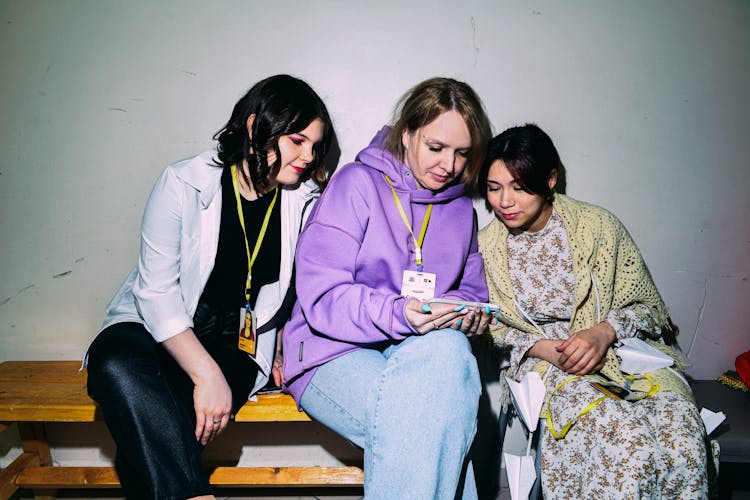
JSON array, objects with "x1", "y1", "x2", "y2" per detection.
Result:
[
  {"x1": 0, "y1": 361, "x2": 87, "y2": 384},
  {"x1": 0, "y1": 382, "x2": 100, "y2": 422},
  {"x1": 15, "y1": 465, "x2": 364, "y2": 488},
  {"x1": 210, "y1": 466, "x2": 364, "y2": 486},
  {"x1": 235, "y1": 393, "x2": 310, "y2": 422}
]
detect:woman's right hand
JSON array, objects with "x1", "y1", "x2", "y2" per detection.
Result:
[
  {"x1": 192, "y1": 368, "x2": 233, "y2": 445},
  {"x1": 162, "y1": 329, "x2": 233, "y2": 445},
  {"x1": 404, "y1": 299, "x2": 468, "y2": 334}
]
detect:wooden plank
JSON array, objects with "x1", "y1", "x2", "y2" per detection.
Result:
[
  {"x1": 15, "y1": 465, "x2": 363, "y2": 489},
  {"x1": 0, "y1": 452, "x2": 40, "y2": 500},
  {"x1": 235, "y1": 393, "x2": 310, "y2": 422},
  {"x1": 15, "y1": 467, "x2": 120, "y2": 489},
  {"x1": 0, "y1": 361, "x2": 86, "y2": 384},
  {"x1": 209, "y1": 466, "x2": 364, "y2": 487},
  {"x1": 0, "y1": 383, "x2": 99, "y2": 422}
]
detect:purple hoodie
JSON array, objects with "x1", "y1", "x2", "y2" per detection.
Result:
[{"x1": 282, "y1": 127, "x2": 489, "y2": 403}]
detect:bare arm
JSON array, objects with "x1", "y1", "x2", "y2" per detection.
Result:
[{"x1": 162, "y1": 329, "x2": 232, "y2": 445}]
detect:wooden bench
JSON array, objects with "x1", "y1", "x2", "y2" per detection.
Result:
[{"x1": 0, "y1": 361, "x2": 363, "y2": 499}]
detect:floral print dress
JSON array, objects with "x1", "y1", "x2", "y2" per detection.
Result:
[{"x1": 504, "y1": 211, "x2": 708, "y2": 499}]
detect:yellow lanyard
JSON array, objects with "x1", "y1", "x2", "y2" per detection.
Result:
[
  {"x1": 545, "y1": 372, "x2": 658, "y2": 439},
  {"x1": 230, "y1": 165, "x2": 278, "y2": 308},
  {"x1": 384, "y1": 175, "x2": 432, "y2": 272}
]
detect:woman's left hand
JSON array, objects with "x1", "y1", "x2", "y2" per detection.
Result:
[
  {"x1": 405, "y1": 300, "x2": 468, "y2": 334},
  {"x1": 271, "y1": 328, "x2": 285, "y2": 386},
  {"x1": 272, "y1": 352, "x2": 284, "y2": 387},
  {"x1": 451, "y1": 306, "x2": 494, "y2": 337},
  {"x1": 555, "y1": 322, "x2": 617, "y2": 375}
]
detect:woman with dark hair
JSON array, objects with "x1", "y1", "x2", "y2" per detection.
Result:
[
  {"x1": 478, "y1": 124, "x2": 708, "y2": 498},
  {"x1": 86, "y1": 74, "x2": 334, "y2": 500},
  {"x1": 282, "y1": 77, "x2": 493, "y2": 499}
]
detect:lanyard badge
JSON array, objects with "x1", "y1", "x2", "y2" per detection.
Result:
[
  {"x1": 384, "y1": 175, "x2": 437, "y2": 299},
  {"x1": 231, "y1": 165, "x2": 278, "y2": 357}
]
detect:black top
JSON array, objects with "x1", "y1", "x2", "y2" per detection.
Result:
[{"x1": 199, "y1": 167, "x2": 281, "y2": 311}]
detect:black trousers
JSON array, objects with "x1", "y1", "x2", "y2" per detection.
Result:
[{"x1": 87, "y1": 303, "x2": 259, "y2": 500}]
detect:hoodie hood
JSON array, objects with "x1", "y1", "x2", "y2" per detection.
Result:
[{"x1": 355, "y1": 126, "x2": 467, "y2": 204}]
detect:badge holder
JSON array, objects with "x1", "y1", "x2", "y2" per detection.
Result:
[{"x1": 238, "y1": 303, "x2": 257, "y2": 357}]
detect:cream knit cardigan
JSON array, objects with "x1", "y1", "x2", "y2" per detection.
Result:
[{"x1": 479, "y1": 194, "x2": 691, "y2": 400}]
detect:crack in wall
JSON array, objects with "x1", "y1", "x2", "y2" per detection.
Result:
[{"x1": 686, "y1": 278, "x2": 709, "y2": 360}]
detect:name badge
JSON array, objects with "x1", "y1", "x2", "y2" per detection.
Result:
[
  {"x1": 237, "y1": 304, "x2": 257, "y2": 357},
  {"x1": 401, "y1": 270, "x2": 437, "y2": 300}
]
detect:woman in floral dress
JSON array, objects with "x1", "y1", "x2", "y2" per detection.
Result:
[{"x1": 477, "y1": 124, "x2": 709, "y2": 498}]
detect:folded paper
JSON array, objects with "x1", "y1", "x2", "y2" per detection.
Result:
[
  {"x1": 699, "y1": 407, "x2": 726, "y2": 435},
  {"x1": 506, "y1": 372, "x2": 546, "y2": 433},
  {"x1": 616, "y1": 337, "x2": 674, "y2": 375},
  {"x1": 504, "y1": 452, "x2": 536, "y2": 500}
]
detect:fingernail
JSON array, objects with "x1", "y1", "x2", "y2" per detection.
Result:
[
  {"x1": 421, "y1": 304, "x2": 432, "y2": 313},
  {"x1": 453, "y1": 305, "x2": 465, "y2": 312},
  {"x1": 485, "y1": 306, "x2": 491, "y2": 314},
  {"x1": 492, "y1": 317, "x2": 498, "y2": 325},
  {"x1": 457, "y1": 319, "x2": 463, "y2": 328}
]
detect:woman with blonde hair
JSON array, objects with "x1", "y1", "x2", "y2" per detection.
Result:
[{"x1": 282, "y1": 77, "x2": 493, "y2": 499}]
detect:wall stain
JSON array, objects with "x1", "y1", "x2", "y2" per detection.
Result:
[
  {"x1": 470, "y1": 17, "x2": 480, "y2": 67},
  {"x1": 182, "y1": 70, "x2": 197, "y2": 76},
  {"x1": 53, "y1": 270, "x2": 72, "y2": 279},
  {"x1": 108, "y1": 107, "x2": 127, "y2": 112},
  {"x1": 532, "y1": 10, "x2": 542, "y2": 15},
  {"x1": 75, "y1": 257, "x2": 85, "y2": 264},
  {"x1": 18, "y1": 284, "x2": 36, "y2": 294},
  {"x1": 0, "y1": 297, "x2": 10, "y2": 307}
]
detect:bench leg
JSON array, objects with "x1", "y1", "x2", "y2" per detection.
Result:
[{"x1": 18, "y1": 423, "x2": 57, "y2": 500}]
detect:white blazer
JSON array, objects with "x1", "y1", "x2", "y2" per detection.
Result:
[{"x1": 97, "y1": 149, "x2": 317, "y2": 395}]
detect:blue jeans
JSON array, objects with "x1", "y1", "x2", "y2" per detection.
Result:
[{"x1": 300, "y1": 328, "x2": 481, "y2": 499}]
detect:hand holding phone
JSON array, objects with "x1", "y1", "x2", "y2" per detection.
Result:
[{"x1": 427, "y1": 297, "x2": 500, "y2": 314}]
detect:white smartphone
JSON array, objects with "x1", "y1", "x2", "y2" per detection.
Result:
[{"x1": 427, "y1": 297, "x2": 501, "y2": 313}]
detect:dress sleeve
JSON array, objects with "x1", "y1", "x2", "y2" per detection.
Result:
[
  {"x1": 132, "y1": 168, "x2": 193, "y2": 342},
  {"x1": 504, "y1": 327, "x2": 545, "y2": 378},
  {"x1": 606, "y1": 304, "x2": 662, "y2": 340}
]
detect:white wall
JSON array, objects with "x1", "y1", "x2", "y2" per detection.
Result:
[{"x1": 1, "y1": 0, "x2": 749, "y2": 472}]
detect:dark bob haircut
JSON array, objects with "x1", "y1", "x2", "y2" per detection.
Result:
[
  {"x1": 478, "y1": 123, "x2": 561, "y2": 203},
  {"x1": 213, "y1": 74, "x2": 333, "y2": 192}
]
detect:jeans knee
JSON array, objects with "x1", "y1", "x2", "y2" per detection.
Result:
[{"x1": 397, "y1": 330, "x2": 481, "y2": 396}]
